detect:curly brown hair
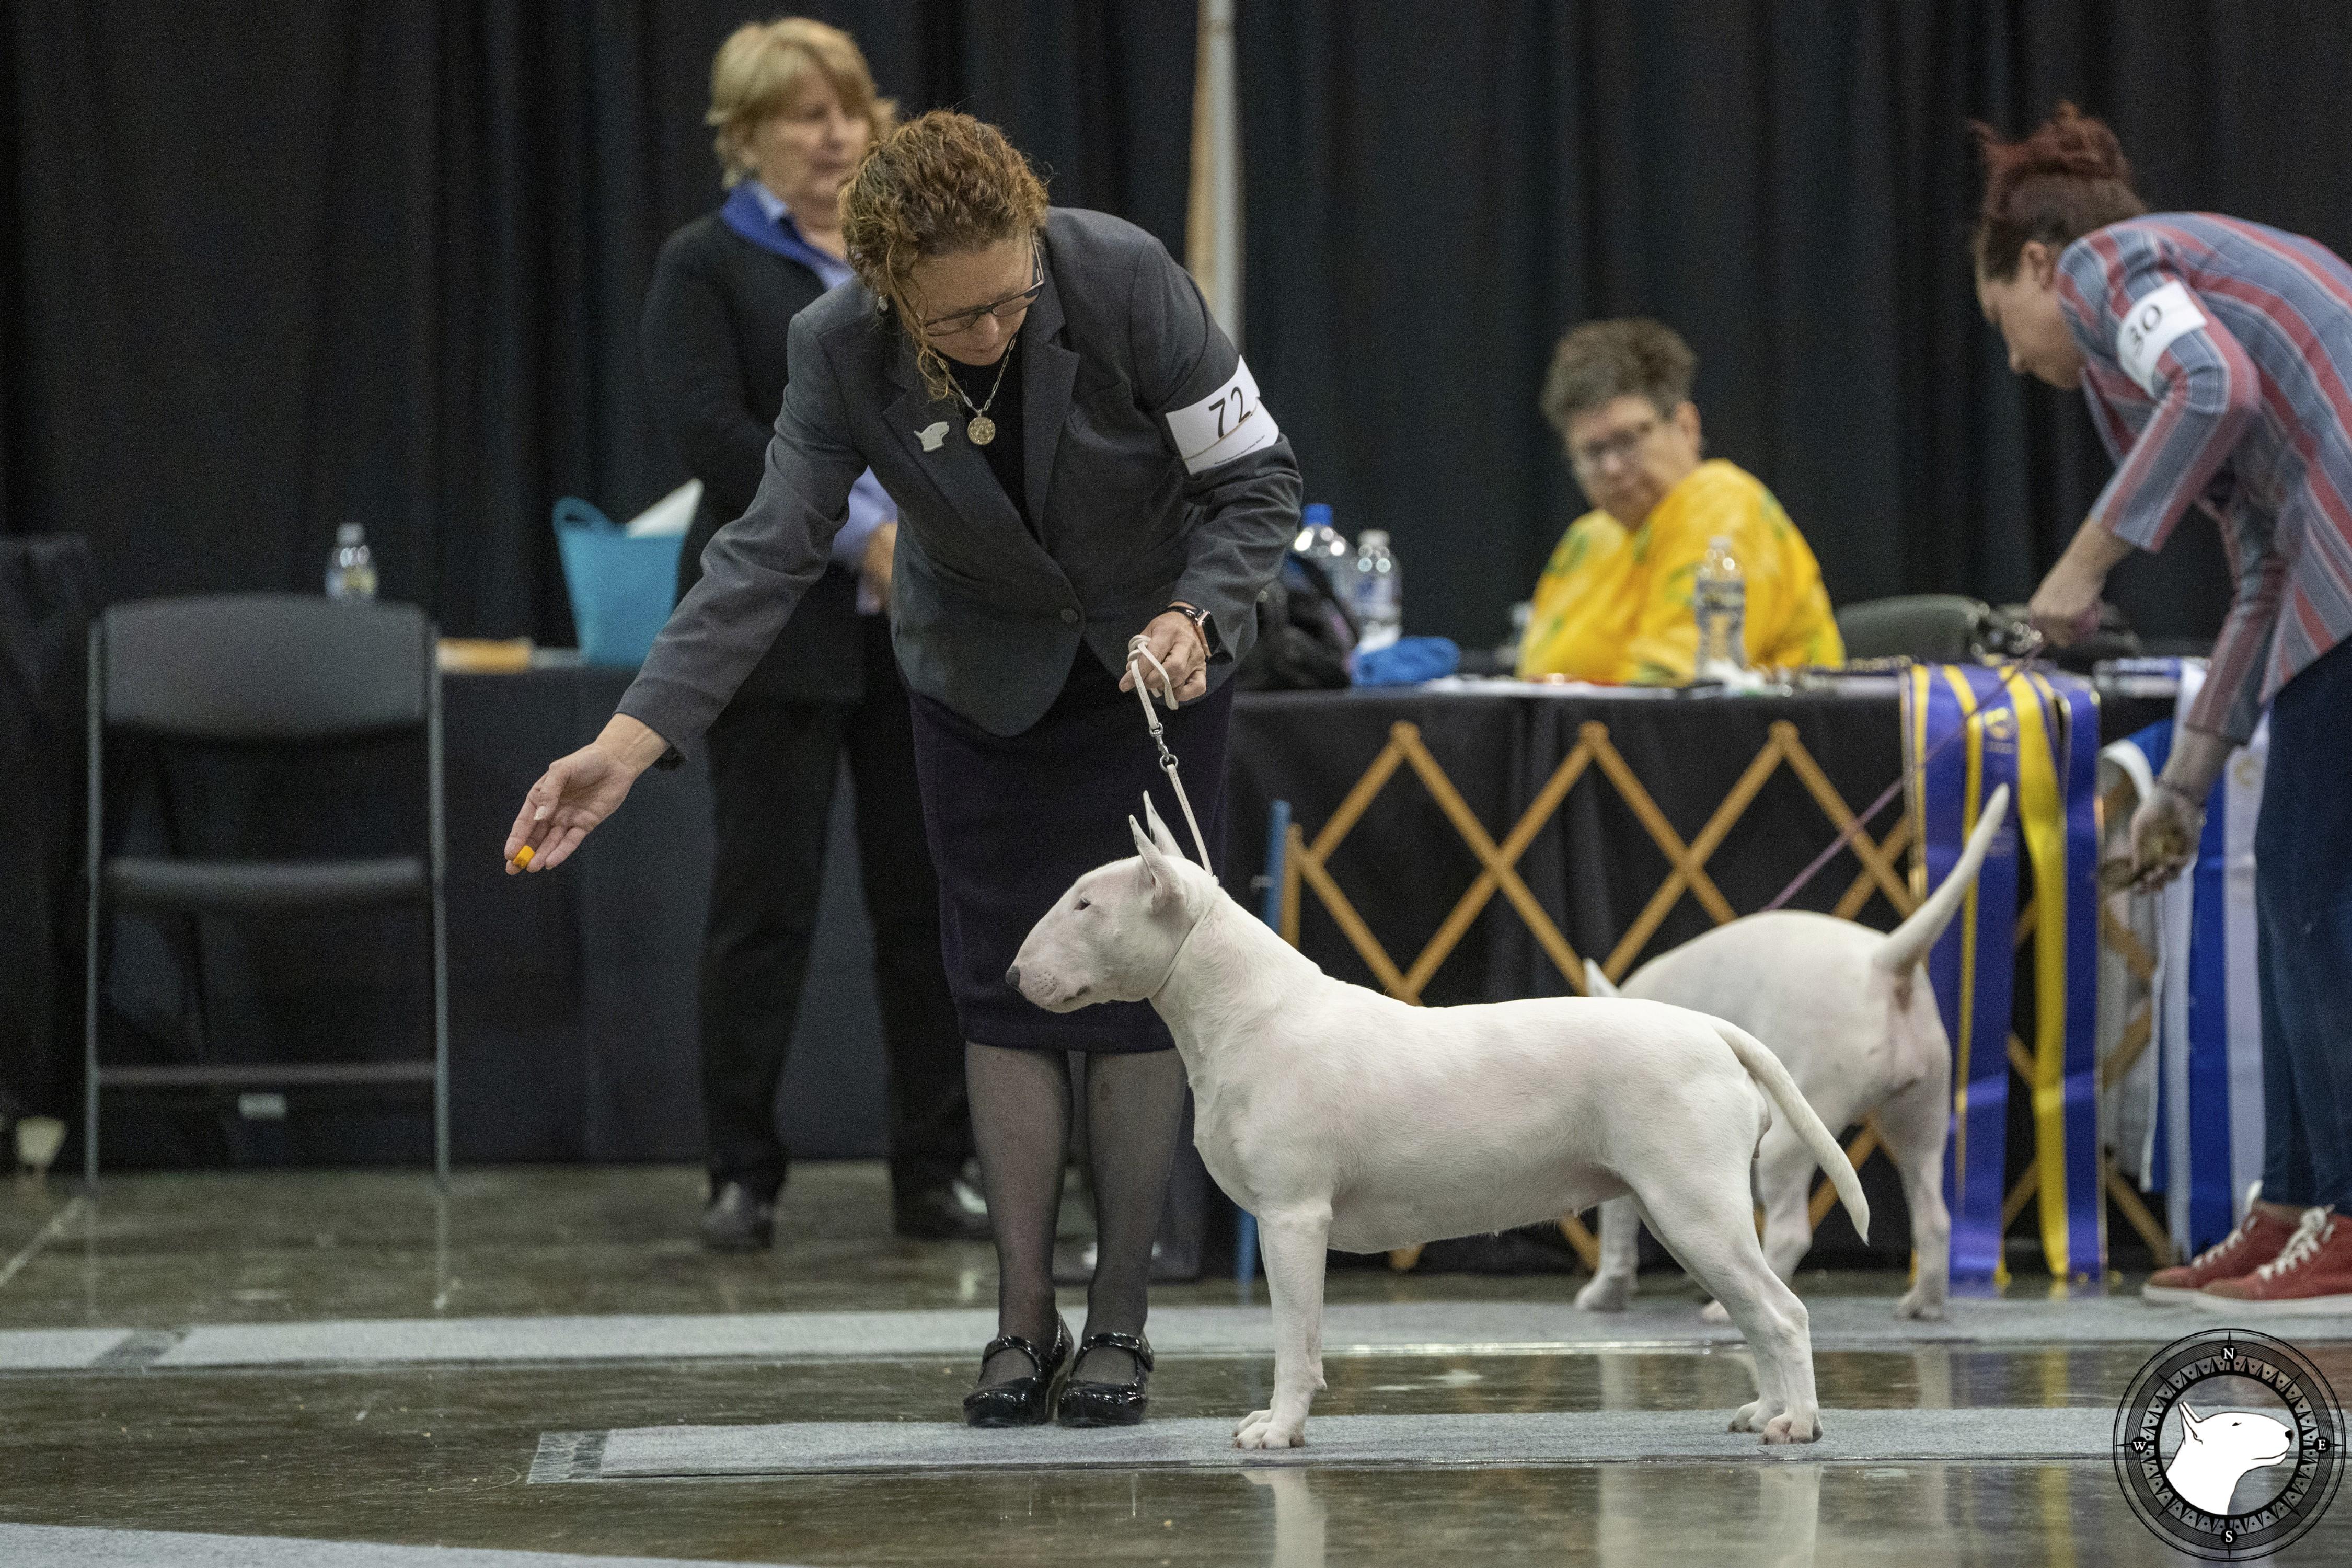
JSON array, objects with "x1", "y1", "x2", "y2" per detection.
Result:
[
  {"x1": 841, "y1": 110, "x2": 1049, "y2": 401},
  {"x1": 1539, "y1": 318, "x2": 1697, "y2": 434},
  {"x1": 1970, "y1": 102, "x2": 2147, "y2": 280}
]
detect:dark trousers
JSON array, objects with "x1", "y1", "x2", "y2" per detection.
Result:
[
  {"x1": 700, "y1": 617, "x2": 971, "y2": 1202},
  {"x1": 2256, "y1": 635, "x2": 2352, "y2": 1210}
]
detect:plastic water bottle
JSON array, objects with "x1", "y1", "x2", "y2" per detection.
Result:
[
  {"x1": 326, "y1": 523, "x2": 378, "y2": 603},
  {"x1": 1694, "y1": 534, "x2": 1745, "y2": 679},
  {"x1": 1501, "y1": 599, "x2": 1532, "y2": 665},
  {"x1": 1292, "y1": 503, "x2": 1351, "y2": 597},
  {"x1": 1350, "y1": 529, "x2": 1401, "y2": 652}
]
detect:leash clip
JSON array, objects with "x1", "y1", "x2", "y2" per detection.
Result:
[{"x1": 1126, "y1": 636, "x2": 1217, "y2": 880}]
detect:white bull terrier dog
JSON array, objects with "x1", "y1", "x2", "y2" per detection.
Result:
[
  {"x1": 1009, "y1": 798, "x2": 1869, "y2": 1448},
  {"x1": 1578, "y1": 785, "x2": 2011, "y2": 1324}
]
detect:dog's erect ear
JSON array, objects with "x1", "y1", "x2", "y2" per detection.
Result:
[
  {"x1": 1129, "y1": 813, "x2": 1176, "y2": 895},
  {"x1": 2178, "y1": 1401, "x2": 2205, "y2": 1442},
  {"x1": 1142, "y1": 793, "x2": 1183, "y2": 858},
  {"x1": 1129, "y1": 811, "x2": 1181, "y2": 909}
]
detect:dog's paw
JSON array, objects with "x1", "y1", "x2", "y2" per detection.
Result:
[
  {"x1": 1233, "y1": 1409, "x2": 1306, "y2": 1450},
  {"x1": 1730, "y1": 1400, "x2": 1767, "y2": 1433},
  {"x1": 1697, "y1": 1299, "x2": 1732, "y2": 1325},
  {"x1": 1895, "y1": 1289, "x2": 1946, "y2": 1321},
  {"x1": 1575, "y1": 1275, "x2": 1632, "y2": 1313},
  {"x1": 1762, "y1": 1411, "x2": 1822, "y2": 1445}
]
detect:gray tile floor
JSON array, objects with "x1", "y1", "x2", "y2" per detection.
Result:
[{"x1": 3, "y1": 1165, "x2": 2346, "y2": 1565}]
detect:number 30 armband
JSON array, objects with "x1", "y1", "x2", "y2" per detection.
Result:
[
  {"x1": 2117, "y1": 280, "x2": 2209, "y2": 397},
  {"x1": 1165, "y1": 360, "x2": 1282, "y2": 475}
]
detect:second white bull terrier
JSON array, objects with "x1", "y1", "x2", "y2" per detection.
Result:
[
  {"x1": 1578, "y1": 786, "x2": 2011, "y2": 1323},
  {"x1": 1009, "y1": 799, "x2": 1869, "y2": 1448}
]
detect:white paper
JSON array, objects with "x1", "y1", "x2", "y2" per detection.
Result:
[{"x1": 624, "y1": 478, "x2": 702, "y2": 537}]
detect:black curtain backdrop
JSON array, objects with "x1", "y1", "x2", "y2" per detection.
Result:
[
  {"x1": 1237, "y1": 0, "x2": 2352, "y2": 650},
  {"x1": 0, "y1": 1, "x2": 1194, "y2": 643},
  {"x1": 5, "y1": 3, "x2": 2350, "y2": 652}
]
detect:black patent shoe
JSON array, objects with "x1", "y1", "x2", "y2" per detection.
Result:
[
  {"x1": 962, "y1": 1315, "x2": 1073, "y2": 1428},
  {"x1": 1055, "y1": 1331, "x2": 1154, "y2": 1426}
]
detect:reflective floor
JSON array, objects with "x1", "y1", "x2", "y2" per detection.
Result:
[{"x1": 4, "y1": 1166, "x2": 2347, "y2": 1565}]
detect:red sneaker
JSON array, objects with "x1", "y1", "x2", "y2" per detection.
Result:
[
  {"x1": 2195, "y1": 1208, "x2": 2352, "y2": 1316},
  {"x1": 2143, "y1": 1208, "x2": 2299, "y2": 1305}
]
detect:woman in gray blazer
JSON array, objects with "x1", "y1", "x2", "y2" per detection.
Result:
[{"x1": 506, "y1": 111, "x2": 1301, "y2": 1429}]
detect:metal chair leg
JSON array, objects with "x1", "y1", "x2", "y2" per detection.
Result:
[
  {"x1": 428, "y1": 661, "x2": 450, "y2": 1192},
  {"x1": 85, "y1": 621, "x2": 104, "y2": 1193}
]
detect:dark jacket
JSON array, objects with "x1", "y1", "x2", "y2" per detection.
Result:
[
  {"x1": 641, "y1": 211, "x2": 864, "y2": 705},
  {"x1": 621, "y1": 207, "x2": 1302, "y2": 751}
]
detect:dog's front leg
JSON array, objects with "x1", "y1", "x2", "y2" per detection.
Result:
[{"x1": 1235, "y1": 1204, "x2": 1331, "y2": 1450}]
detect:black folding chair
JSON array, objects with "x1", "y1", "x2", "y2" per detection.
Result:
[
  {"x1": 84, "y1": 594, "x2": 448, "y2": 1186},
  {"x1": 1834, "y1": 594, "x2": 1990, "y2": 664}
]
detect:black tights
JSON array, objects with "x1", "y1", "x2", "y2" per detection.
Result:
[{"x1": 966, "y1": 1042, "x2": 1187, "y2": 1385}]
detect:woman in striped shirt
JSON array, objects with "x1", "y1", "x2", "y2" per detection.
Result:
[{"x1": 1976, "y1": 105, "x2": 2352, "y2": 1311}]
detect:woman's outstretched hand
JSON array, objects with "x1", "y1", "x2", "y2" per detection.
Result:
[
  {"x1": 2028, "y1": 515, "x2": 2136, "y2": 648},
  {"x1": 2123, "y1": 725, "x2": 2233, "y2": 893},
  {"x1": 1120, "y1": 606, "x2": 1210, "y2": 707},
  {"x1": 503, "y1": 714, "x2": 672, "y2": 873},
  {"x1": 2125, "y1": 786, "x2": 2201, "y2": 892}
]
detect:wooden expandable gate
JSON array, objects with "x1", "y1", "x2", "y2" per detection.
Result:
[{"x1": 1275, "y1": 718, "x2": 2171, "y2": 1274}]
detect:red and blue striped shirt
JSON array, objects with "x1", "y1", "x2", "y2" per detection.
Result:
[{"x1": 2057, "y1": 214, "x2": 2352, "y2": 742}]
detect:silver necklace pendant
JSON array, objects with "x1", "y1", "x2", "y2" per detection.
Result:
[{"x1": 966, "y1": 414, "x2": 997, "y2": 446}]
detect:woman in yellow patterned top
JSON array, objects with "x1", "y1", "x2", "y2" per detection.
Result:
[{"x1": 1515, "y1": 319, "x2": 1843, "y2": 683}]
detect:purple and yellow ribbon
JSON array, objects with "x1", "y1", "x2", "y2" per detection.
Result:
[{"x1": 1903, "y1": 665, "x2": 2105, "y2": 1286}]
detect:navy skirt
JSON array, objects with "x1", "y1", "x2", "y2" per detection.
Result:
[{"x1": 907, "y1": 649, "x2": 1233, "y2": 1052}]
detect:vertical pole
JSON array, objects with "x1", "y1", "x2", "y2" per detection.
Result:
[
  {"x1": 1258, "y1": 801, "x2": 1290, "y2": 927},
  {"x1": 1185, "y1": 0, "x2": 1243, "y2": 343},
  {"x1": 1281, "y1": 823, "x2": 1305, "y2": 948},
  {"x1": 84, "y1": 620, "x2": 104, "y2": 1192},
  {"x1": 426, "y1": 627, "x2": 450, "y2": 1191}
]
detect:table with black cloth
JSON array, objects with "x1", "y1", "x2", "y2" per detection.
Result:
[{"x1": 1223, "y1": 679, "x2": 2171, "y2": 1269}]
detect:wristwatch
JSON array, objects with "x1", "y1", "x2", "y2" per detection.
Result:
[{"x1": 1166, "y1": 601, "x2": 1219, "y2": 656}]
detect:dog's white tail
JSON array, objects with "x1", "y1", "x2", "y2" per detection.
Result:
[
  {"x1": 1714, "y1": 1019, "x2": 1871, "y2": 1241},
  {"x1": 1872, "y1": 783, "x2": 2011, "y2": 978},
  {"x1": 1582, "y1": 960, "x2": 1620, "y2": 999}
]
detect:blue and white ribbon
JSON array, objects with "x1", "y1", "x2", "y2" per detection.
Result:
[{"x1": 2105, "y1": 660, "x2": 2269, "y2": 1257}]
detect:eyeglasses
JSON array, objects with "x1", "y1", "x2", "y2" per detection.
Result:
[
  {"x1": 920, "y1": 247, "x2": 1045, "y2": 336},
  {"x1": 1569, "y1": 416, "x2": 1660, "y2": 474}
]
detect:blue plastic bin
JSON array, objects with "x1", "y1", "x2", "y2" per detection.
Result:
[{"x1": 553, "y1": 497, "x2": 681, "y2": 668}]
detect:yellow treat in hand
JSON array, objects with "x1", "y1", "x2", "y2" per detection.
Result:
[{"x1": 511, "y1": 845, "x2": 535, "y2": 869}]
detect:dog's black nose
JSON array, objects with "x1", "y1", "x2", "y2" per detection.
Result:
[{"x1": 1005, "y1": 965, "x2": 1021, "y2": 991}]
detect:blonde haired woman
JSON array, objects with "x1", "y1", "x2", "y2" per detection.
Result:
[
  {"x1": 642, "y1": 20, "x2": 981, "y2": 1255},
  {"x1": 515, "y1": 111, "x2": 1300, "y2": 1427}
]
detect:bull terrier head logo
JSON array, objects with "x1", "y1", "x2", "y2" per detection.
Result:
[
  {"x1": 2165, "y1": 1401, "x2": 2296, "y2": 1515},
  {"x1": 2115, "y1": 1330, "x2": 2344, "y2": 1560}
]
